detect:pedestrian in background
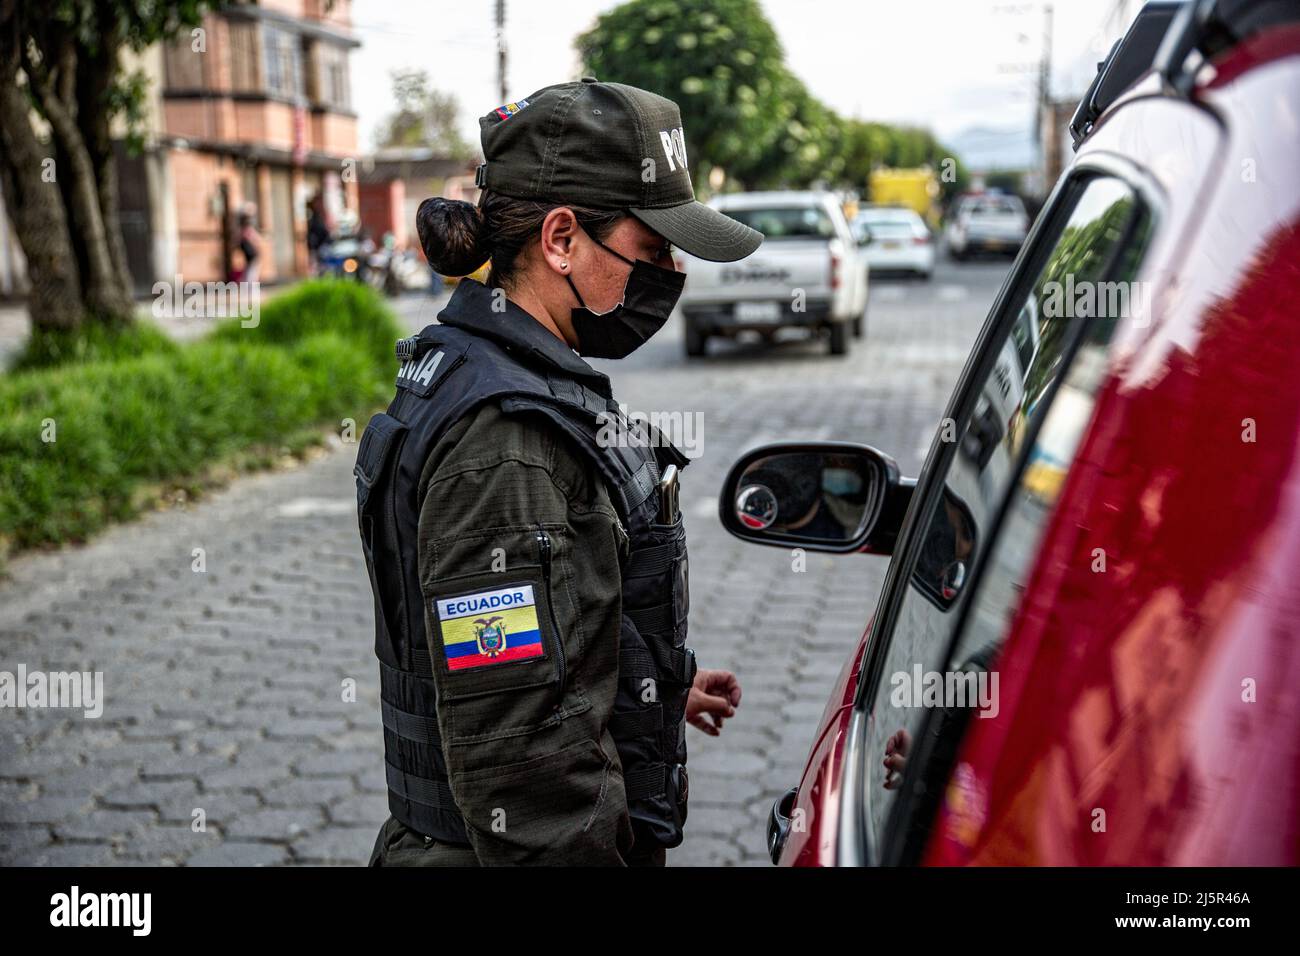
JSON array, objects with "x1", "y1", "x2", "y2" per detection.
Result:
[
  {"x1": 236, "y1": 206, "x2": 262, "y2": 284},
  {"x1": 307, "y1": 195, "x2": 330, "y2": 275}
]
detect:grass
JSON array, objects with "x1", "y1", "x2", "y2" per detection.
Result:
[{"x1": 0, "y1": 279, "x2": 402, "y2": 558}]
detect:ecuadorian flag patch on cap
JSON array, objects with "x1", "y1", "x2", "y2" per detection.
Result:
[
  {"x1": 436, "y1": 584, "x2": 544, "y2": 671},
  {"x1": 494, "y1": 98, "x2": 529, "y2": 120}
]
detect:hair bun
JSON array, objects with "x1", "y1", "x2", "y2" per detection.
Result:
[{"x1": 416, "y1": 197, "x2": 491, "y2": 276}]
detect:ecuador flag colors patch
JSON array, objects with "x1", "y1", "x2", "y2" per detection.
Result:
[{"x1": 435, "y1": 583, "x2": 545, "y2": 671}]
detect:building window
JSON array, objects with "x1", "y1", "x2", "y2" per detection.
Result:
[
  {"x1": 302, "y1": 37, "x2": 321, "y2": 102},
  {"x1": 306, "y1": 40, "x2": 351, "y2": 111},
  {"x1": 229, "y1": 20, "x2": 260, "y2": 93},
  {"x1": 327, "y1": 48, "x2": 350, "y2": 109},
  {"x1": 262, "y1": 24, "x2": 304, "y2": 101},
  {"x1": 163, "y1": 35, "x2": 205, "y2": 90}
]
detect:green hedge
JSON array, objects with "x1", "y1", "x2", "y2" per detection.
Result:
[
  {"x1": 210, "y1": 279, "x2": 400, "y2": 370},
  {"x1": 0, "y1": 280, "x2": 402, "y2": 553},
  {"x1": 12, "y1": 320, "x2": 181, "y2": 372}
]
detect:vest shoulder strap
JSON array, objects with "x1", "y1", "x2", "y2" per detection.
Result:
[{"x1": 387, "y1": 324, "x2": 687, "y2": 524}]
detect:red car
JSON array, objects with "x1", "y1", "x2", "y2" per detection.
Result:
[{"x1": 720, "y1": 0, "x2": 1300, "y2": 866}]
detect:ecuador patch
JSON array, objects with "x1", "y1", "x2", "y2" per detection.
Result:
[
  {"x1": 494, "y1": 98, "x2": 530, "y2": 121},
  {"x1": 435, "y1": 583, "x2": 545, "y2": 672}
]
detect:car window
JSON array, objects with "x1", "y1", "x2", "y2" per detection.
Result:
[
  {"x1": 723, "y1": 205, "x2": 835, "y2": 240},
  {"x1": 861, "y1": 221, "x2": 919, "y2": 239},
  {"x1": 1008, "y1": 302, "x2": 1039, "y2": 374},
  {"x1": 946, "y1": 207, "x2": 1151, "y2": 681},
  {"x1": 969, "y1": 196, "x2": 1024, "y2": 216},
  {"x1": 861, "y1": 175, "x2": 1146, "y2": 853},
  {"x1": 859, "y1": 209, "x2": 917, "y2": 223}
]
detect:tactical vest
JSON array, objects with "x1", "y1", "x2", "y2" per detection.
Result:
[{"x1": 354, "y1": 323, "x2": 695, "y2": 853}]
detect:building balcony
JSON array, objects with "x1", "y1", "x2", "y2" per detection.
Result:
[{"x1": 162, "y1": 97, "x2": 357, "y2": 164}]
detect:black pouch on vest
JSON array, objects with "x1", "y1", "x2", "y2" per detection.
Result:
[{"x1": 355, "y1": 413, "x2": 411, "y2": 667}]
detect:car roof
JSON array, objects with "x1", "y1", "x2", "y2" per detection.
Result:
[
  {"x1": 856, "y1": 206, "x2": 922, "y2": 221},
  {"x1": 710, "y1": 191, "x2": 837, "y2": 211},
  {"x1": 1071, "y1": 0, "x2": 1300, "y2": 150}
]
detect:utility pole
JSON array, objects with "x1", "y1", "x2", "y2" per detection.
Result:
[
  {"x1": 1034, "y1": 3, "x2": 1053, "y2": 148},
  {"x1": 496, "y1": 0, "x2": 508, "y2": 103},
  {"x1": 1034, "y1": 3, "x2": 1054, "y2": 197}
]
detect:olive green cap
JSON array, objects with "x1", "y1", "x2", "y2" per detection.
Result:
[{"x1": 476, "y1": 77, "x2": 762, "y2": 262}]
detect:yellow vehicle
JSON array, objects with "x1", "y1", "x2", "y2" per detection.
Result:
[{"x1": 868, "y1": 168, "x2": 941, "y2": 226}]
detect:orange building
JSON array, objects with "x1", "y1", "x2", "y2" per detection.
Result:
[{"x1": 148, "y1": 0, "x2": 360, "y2": 284}]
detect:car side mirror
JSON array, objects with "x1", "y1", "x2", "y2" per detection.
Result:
[
  {"x1": 856, "y1": 227, "x2": 872, "y2": 246},
  {"x1": 719, "y1": 442, "x2": 912, "y2": 554}
]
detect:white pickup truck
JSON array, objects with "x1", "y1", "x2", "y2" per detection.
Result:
[{"x1": 675, "y1": 191, "x2": 869, "y2": 357}]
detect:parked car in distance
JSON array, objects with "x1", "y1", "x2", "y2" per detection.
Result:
[
  {"x1": 676, "y1": 191, "x2": 868, "y2": 357},
  {"x1": 944, "y1": 191, "x2": 1029, "y2": 259},
  {"x1": 853, "y1": 205, "x2": 935, "y2": 279},
  {"x1": 718, "y1": 0, "x2": 1300, "y2": 866}
]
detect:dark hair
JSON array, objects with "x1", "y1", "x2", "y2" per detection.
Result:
[{"x1": 415, "y1": 190, "x2": 623, "y2": 289}]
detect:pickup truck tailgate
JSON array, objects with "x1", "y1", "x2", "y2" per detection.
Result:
[{"x1": 680, "y1": 238, "x2": 838, "y2": 305}]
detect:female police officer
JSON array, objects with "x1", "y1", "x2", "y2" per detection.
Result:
[{"x1": 355, "y1": 78, "x2": 761, "y2": 866}]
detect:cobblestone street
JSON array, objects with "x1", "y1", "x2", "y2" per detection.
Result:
[{"x1": 0, "y1": 260, "x2": 1007, "y2": 866}]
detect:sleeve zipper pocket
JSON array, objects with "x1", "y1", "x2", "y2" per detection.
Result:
[{"x1": 535, "y1": 525, "x2": 567, "y2": 708}]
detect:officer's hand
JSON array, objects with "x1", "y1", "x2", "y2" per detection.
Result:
[{"x1": 687, "y1": 669, "x2": 742, "y2": 736}]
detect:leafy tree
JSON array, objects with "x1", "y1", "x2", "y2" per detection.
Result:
[
  {"x1": 832, "y1": 120, "x2": 970, "y2": 203},
  {"x1": 0, "y1": 0, "x2": 215, "y2": 331},
  {"x1": 576, "y1": 0, "x2": 790, "y2": 193},
  {"x1": 836, "y1": 120, "x2": 892, "y2": 188},
  {"x1": 727, "y1": 69, "x2": 844, "y2": 190},
  {"x1": 578, "y1": 0, "x2": 969, "y2": 201},
  {"x1": 374, "y1": 68, "x2": 472, "y2": 158}
]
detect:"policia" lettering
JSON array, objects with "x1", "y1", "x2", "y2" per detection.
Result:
[{"x1": 397, "y1": 349, "x2": 445, "y2": 388}]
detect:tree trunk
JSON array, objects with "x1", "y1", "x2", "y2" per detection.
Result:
[
  {"x1": 92, "y1": 138, "x2": 133, "y2": 301},
  {"x1": 23, "y1": 36, "x2": 134, "y2": 324},
  {"x1": 0, "y1": 64, "x2": 84, "y2": 331},
  {"x1": 77, "y1": 28, "x2": 133, "y2": 300},
  {"x1": 52, "y1": 137, "x2": 92, "y2": 304}
]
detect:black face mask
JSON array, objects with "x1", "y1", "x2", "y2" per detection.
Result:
[{"x1": 567, "y1": 234, "x2": 686, "y2": 359}]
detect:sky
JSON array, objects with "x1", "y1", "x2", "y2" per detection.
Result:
[{"x1": 348, "y1": 0, "x2": 1142, "y2": 157}]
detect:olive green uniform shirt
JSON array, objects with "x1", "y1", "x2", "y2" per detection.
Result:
[{"x1": 371, "y1": 401, "x2": 640, "y2": 866}]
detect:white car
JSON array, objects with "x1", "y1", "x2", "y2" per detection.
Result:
[
  {"x1": 944, "y1": 192, "x2": 1029, "y2": 259},
  {"x1": 675, "y1": 191, "x2": 869, "y2": 357},
  {"x1": 852, "y1": 206, "x2": 935, "y2": 279}
]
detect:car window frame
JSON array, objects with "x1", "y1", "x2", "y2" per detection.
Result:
[
  {"x1": 839, "y1": 155, "x2": 1163, "y2": 867},
  {"x1": 884, "y1": 174, "x2": 1157, "y2": 866}
]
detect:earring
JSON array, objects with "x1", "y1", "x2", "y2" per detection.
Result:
[{"x1": 560, "y1": 260, "x2": 569, "y2": 270}]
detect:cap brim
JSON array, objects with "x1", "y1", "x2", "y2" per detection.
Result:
[{"x1": 629, "y1": 201, "x2": 762, "y2": 262}]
